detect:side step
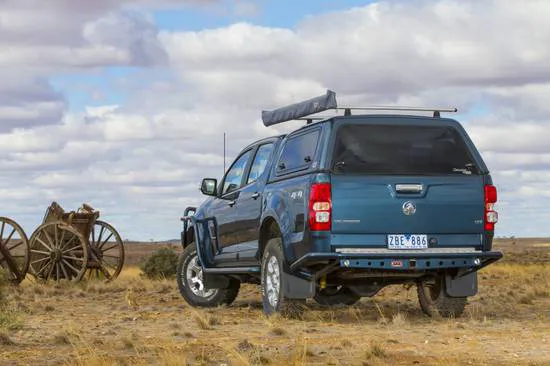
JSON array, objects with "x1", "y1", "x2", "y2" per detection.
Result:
[{"x1": 203, "y1": 267, "x2": 260, "y2": 274}]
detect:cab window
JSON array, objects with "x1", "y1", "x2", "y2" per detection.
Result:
[
  {"x1": 222, "y1": 150, "x2": 252, "y2": 195},
  {"x1": 247, "y1": 143, "x2": 274, "y2": 184}
]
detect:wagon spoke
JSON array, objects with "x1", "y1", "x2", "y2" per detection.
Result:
[
  {"x1": 99, "y1": 233, "x2": 113, "y2": 249},
  {"x1": 62, "y1": 255, "x2": 85, "y2": 262},
  {"x1": 56, "y1": 262, "x2": 61, "y2": 280},
  {"x1": 58, "y1": 228, "x2": 66, "y2": 251},
  {"x1": 36, "y1": 260, "x2": 52, "y2": 275},
  {"x1": 97, "y1": 226, "x2": 105, "y2": 248},
  {"x1": 91, "y1": 227, "x2": 95, "y2": 246},
  {"x1": 54, "y1": 224, "x2": 59, "y2": 249},
  {"x1": 61, "y1": 262, "x2": 70, "y2": 280},
  {"x1": 7, "y1": 240, "x2": 23, "y2": 251},
  {"x1": 3, "y1": 229, "x2": 15, "y2": 247},
  {"x1": 103, "y1": 254, "x2": 122, "y2": 259},
  {"x1": 36, "y1": 237, "x2": 53, "y2": 251},
  {"x1": 101, "y1": 244, "x2": 119, "y2": 253},
  {"x1": 43, "y1": 230, "x2": 56, "y2": 249},
  {"x1": 35, "y1": 260, "x2": 52, "y2": 276},
  {"x1": 31, "y1": 257, "x2": 50, "y2": 265},
  {"x1": 62, "y1": 243, "x2": 83, "y2": 254},
  {"x1": 61, "y1": 259, "x2": 81, "y2": 275},
  {"x1": 100, "y1": 266, "x2": 112, "y2": 281},
  {"x1": 45, "y1": 261, "x2": 55, "y2": 280},
  {"x1": 61, "y1": 236, "x2": 81, "y2": 253},
  {"x1": 59, "y1": 235, "x2": 76, "y2": 252},
  {"x1": 31, "y1": 249, "x2": 51, "y2": 255}
]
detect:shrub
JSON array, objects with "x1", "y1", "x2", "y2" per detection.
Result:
[{"x1": 139, "y1": 248, "x2": 178, "y2": 279}]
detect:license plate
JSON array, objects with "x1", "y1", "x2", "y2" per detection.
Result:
[{"x1": 387, "y1": 234, "x2": 428, "y2": 249}]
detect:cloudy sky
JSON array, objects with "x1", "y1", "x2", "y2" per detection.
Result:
[{"x1": 0, "y1": 0, "x2": 548, "y2": 240}]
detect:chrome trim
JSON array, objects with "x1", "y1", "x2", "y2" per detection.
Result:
[
  {"x1": 334, "y1": 247, "x2": 480, "y2": 254},
  {"x1": 396, "y1": 184, "x2": 423, "y2": 193}
]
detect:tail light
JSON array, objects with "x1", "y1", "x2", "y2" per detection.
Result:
[
  {"x1": 484, "y1": 185, "x2": 498, "y2": 231},
  {"x1": 309, "y1": 183, "x2": 331, "y2": 231}
]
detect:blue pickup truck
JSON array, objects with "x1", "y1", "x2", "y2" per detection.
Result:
[{"x1": 177, "y1": 90, "x2": 502, "y2": 317}]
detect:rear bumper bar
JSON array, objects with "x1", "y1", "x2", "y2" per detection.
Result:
[{"x1": 290, "y1": 250, "x2": 503, "y2": 273}]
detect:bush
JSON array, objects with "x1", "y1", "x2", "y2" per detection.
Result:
[{"x1": 139, "y1": 248, "x2": 178, "y2": 279}]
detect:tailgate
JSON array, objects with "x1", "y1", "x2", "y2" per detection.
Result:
[{"x1": 331, "y1": 175, "x2": 484, "y2": 236}]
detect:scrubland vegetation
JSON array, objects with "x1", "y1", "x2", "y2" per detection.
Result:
[{"x1": 0, "y1": 240, "x2": 548, "y2": 365}]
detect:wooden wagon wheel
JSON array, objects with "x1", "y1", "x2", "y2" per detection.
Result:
[
  {"x1": 0, "y1": 217, "x2": 30, "y2": 284},
  {"x1": 87, "y1": 220, "x2": 124, "y2": 282},
  {"x1": 29, "y1": 221, "x2": 88, "y2": 282}
]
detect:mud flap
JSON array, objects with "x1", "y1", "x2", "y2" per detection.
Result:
[
  {"x1": 445, "y1": 271, "x2": 478, "y2": 297},
  {"x1": 203, "y1": 274, "x2": 230, "y2": 290},
  {"x1": 282, "y1": 271, "x2": 315, "y2": 299}
]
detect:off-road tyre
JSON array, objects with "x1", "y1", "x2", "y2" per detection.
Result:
[
  {"x1": 261, "y1": 238, "x2": 305, "y2": 317},
  {"x1": 176, "y1": 244, "x2": 240, "y2": 307},
  {"x1": 417, "y1": 276, "x2": 467, "y2": 318},
  {"x1": 314, "y1": 286, "x2": 361, "y2": 306}
]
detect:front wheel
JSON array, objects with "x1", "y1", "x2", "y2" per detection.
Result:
[
  {"x1": 417, "y1": 277, "x2": 467, "y2": 318},
  {"x1": 176, "y1": 244, "x2": 239, "y2": 307}
]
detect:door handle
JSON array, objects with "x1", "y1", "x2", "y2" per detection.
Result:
[
  {"x1": 228, "y1": 200, "x2": 236, "y2": 207},
  {"x1": 395, "y1": 184, "x2": 423, "y2": 193},
  {"x1": 251, "y1": 192, "x2": 260, "y2": 200}
]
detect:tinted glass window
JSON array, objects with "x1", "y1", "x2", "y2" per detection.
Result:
[
  {"x1": 332, "y1": 124, "x2": 478, "y2": 175},
  {"x1": 223, "y1": 150, "x2": 252, "y2": 194},
  {"x1": 277, "y1": 130, "x2": 319, "y2": 173},
  {"x1": 247, "y1": 143, "x2": 274, "y2": 184}
]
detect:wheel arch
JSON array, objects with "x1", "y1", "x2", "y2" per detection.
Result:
[{"x1": 258, "y1": 216, "x2": 282, "y2": 260}]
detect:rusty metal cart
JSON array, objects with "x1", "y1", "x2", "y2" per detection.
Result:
[
  {"x1": 0, "y1": 217, "x2": 30, "y2": 284},
  {"x1": 28, "y1": 202, "x2": 124, "y2": 282}
]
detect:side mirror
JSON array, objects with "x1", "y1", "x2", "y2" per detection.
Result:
[{"x1": 200, "y1": 178, "x2": 218, "y2": 196}]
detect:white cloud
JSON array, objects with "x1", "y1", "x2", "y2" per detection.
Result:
[{"x1": 0, "y1": 0, "x2": 549, "y2": 239}]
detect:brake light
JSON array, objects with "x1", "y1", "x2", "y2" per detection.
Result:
[
  {"x1": 309, "y1": 183, "x2": 331, "y2": 231},
  {"x1": 484, "y1": 185, "x2": 498, "y2": 231}
]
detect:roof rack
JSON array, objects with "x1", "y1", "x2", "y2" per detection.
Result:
[{"x1": 261, "y1": 90, "x2": 457, "y2": 126}]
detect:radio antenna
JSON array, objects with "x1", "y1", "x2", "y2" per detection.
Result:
[{"x1": 223, "y1": 132, "x2": 226, "y2": 174}]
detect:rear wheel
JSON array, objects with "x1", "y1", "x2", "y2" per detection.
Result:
[
  {"x1": 261, "y1": 238, "x2": 305, "y2": 317},
  {"x1": 314, "y1": 286, "x2": 361, "y2": 306},
  {"x1": 176, "y1": 244, "x2": 240, "y2": 307},
  {"x1": 417, "y1": 276, "x2": 467, "y2": 318}
]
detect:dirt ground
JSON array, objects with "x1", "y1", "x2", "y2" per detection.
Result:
[{"x1": 0, "y1": 239, "x2": 549, "y2": 365}]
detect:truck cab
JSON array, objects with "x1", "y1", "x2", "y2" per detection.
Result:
[{"x1": 177, "y1": 90, "x2": 502, "y2": 317}]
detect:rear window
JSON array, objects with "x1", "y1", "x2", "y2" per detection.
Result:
[{"x1": 331, "y1": 124, "x2": 478, "y2": 175}]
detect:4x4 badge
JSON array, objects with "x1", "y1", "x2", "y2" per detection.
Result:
[{"x1": 402, "y1": 201, "x2": 416, "y2": 216}]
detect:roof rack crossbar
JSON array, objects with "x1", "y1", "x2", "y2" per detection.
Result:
[
  {"x1": 337, "y1": 106, "x2": 458, "y2": 113},
  {"x1": 261, "y1": 90, "x2": 457, "y2": 127}
]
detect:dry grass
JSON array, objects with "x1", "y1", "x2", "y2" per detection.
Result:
[
  {"x1": 0, "y1": 241, "x2": 548, "y2": 365},
  {"x1": 192, "y1": 309, "x2": 220, "y2": 330},
  {"x1": 0, "y1": 331, "x2": 15, "y2": 345}
]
